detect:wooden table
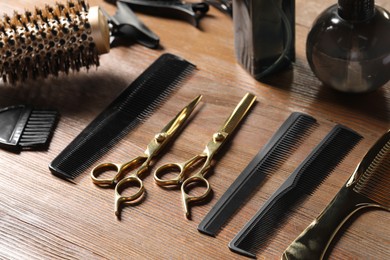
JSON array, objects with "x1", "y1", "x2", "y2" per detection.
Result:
[{"x1": 1, "y1": 0, "x2": 389, "y2": 259}]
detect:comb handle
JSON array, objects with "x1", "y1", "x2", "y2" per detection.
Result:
[
  {"x1": 283, "y1": 131, "x2": 390, "y2": 260},
  {"x1": 282, "y1": 185, "x2": 382, "y2": 260}
]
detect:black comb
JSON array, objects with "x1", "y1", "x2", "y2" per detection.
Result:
[
  {"x1": 228, "y1": 125, "x2": 362, "y2": 258},
  {"x1": 197, "y1": 112, "x2": 317, "y2": 237},
  {"x1": 49, "y1": 53, "x2": 196, "y2": 180},
  {"x1": 0, "y1": 105, "x2": 59, "y2": 152}
]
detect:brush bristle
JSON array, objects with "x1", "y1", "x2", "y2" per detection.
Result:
[
  {"x1": 0, "y1": 0, "x2": 101, "y2": 84},
  {"x1": 354, "y1": 138, "x2": 390, "y2": 207},
  {"x1": 19, "y1": 109, "x2": 59, "y2": 148}
]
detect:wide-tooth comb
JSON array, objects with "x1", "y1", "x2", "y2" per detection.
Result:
[
  {"x1": 0, "y1": 105, "x2": 59, "y2": 152},
  {"x1": 283, "y1": 130, "x2": 390, "y2": 260},
  {"x1": 0, "y1": 0, "x2": 110, "y2": 84},
  {"x1": 197, "y1": 112, "x2": 317, "y2": 237},
  {"x1": 228, "y1": 125, "x2": 362, "y2": 258},
  {"x1": 49, "y1": 53, "x2": 196, "y2": 180}
]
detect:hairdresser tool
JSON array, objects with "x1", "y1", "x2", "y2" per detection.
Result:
[
  {"x1": 283, "y1": 130, "x2": 390, "y2": 260},
  {"x1": 233, "y1": 0, "x2": 295, "y2": 79},
  {"x1": 154, "y1": 93, "x2": 256, "y2": 219},
  {"x1": 229, "y1": 125, "x2": 362, "y2": 258},
  {"x1": 106, "y1": 0, "x2": 209, "y2": 28},
  {"x1": 0, "y1": 0, "x2": 110, "y2": 84},
  {"x1": 104, "y1": 1, "x2": 159, "y2": 48},
  {"x1": 306, "y1": 0, "x2": 389, "y2": 92},
  {"x1": 198, "y1": 112, "x2": 316, "y2": 237},
  {"x1": 0, "y1": 0, "x2": 160, "y2": 85},
  {"x1": 0, "y1": 105, "x2": 59, "y2": 152},
  {"x1": 49, "y1": 53, "x2": 196, "y2": 180},
  {"x1": 91, "y1": 95, "x2": 202, "y2": 217},
  {"x1": 205, "y1": 0, "x2": 232, "y2": 17}
]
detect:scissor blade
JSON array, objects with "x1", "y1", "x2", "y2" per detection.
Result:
[
  {"x1": 219, "y1": 93, "x2": 256, "y2": 135},
  {"x1": 161, "y1": 95, "x2": 203, "y2": 136}
]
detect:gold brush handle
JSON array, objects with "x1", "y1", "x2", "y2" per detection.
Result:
[
  {"x1": 282, "y1": 186, "x2": 375, "y2": 260},
  {"x1": 88, "y1": 6, "x2": 110, "y2": 54}
]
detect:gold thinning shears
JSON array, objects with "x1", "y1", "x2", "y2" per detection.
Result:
[
  {"x1": 91, "y1": 95, "x2": 202, "y2": 217},
  {"x1": 154, "y1": 93, "x2": 257, "y2": 219}
]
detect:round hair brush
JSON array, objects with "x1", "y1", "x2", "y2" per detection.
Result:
[{"x1": 0, "y1": 0, "x2": 110, "y2": 84}]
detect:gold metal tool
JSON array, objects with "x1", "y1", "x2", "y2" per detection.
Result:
[
  {"x1": 154, "y1": 92, "x2": 257, "y2": 219},
  {"x1": 282, "y1": 130, "x2": 390, "y2": 260},
  {"x1": 91, "y1": 95, "x2": 202, "y2": 217}
]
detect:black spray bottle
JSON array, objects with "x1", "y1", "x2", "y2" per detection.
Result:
[
  {"x1": 233, "y1": 0, "x2": 295, "y2": 80},
  {"x1": 306, "y1": 0, "x2": 390, "y2": 93}
]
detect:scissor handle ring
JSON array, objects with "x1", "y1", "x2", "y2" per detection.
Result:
[
  {"x1": 154, "y1": 162, "x2": 186, "y2": 186},
  {"x1": 181, "y1": 175, "x2": 211, "y2": 202},
  {"x1": 115, "y1": 175, "x2": 145, "y2": 201},
  {"x1": 114, "y1": 175, "x2": 145, "y2": 216},
  {"x1": 91, "y1": 162, "x2": 122, "y2": 187},
  {"x1": 181, "y1": 175, "x2": 211, "y2": 219}
]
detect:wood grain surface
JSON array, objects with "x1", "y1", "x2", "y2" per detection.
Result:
[{"x1": 0, "y1": 0, "x2": 389, "y2": 259}]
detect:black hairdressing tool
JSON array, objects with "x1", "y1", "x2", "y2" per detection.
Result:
[
  {"x1": 197, "y1": 112, "x2": 316, "y2": 237},
  {"x1": 228, "y1": 125, "x2": 362, "y2": 258},
  {"x1": 0, "y1": 105, "x2": 59, "y2": 152},
  {"x1": 103, "y1": 1, "x2": 159, "y2": 49},
  {"x1": 49, "y1": 53, "x2": 196, "y2": 180},
  {"x1": 106, "y1": 0, "x2": 209, "y2": 28},
  {"x1": 283, "y1": 130, "x2": 390, "y2": 260},
  {"x1": 233, "y1": 0, "x2": 295, "y2": 79},
  {"x1": 204, "y1": 0, "x2": 232, "y2": 17}
]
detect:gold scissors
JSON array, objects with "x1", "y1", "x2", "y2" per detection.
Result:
[
  {"x1": 154, "y1": 93, "x2": 256, "y2": 219},
  {"x1": 91, "y1": 95, "x2": 202, "y2": 217}
]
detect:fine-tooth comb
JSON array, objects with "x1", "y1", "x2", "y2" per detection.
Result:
[
  {"x1": 197, "y1": 112, "x2": 317, "y2": 237},
  {"x1": 49, "y1": 53, "x2": 196, "y2": 180},
  {"x1": 0, "y1": 105, "x2": 59, "y2": 152},
  {"x1": 283, "y1": 130, "x2": 390, "y2": 260},
  {"x1": 228, "y1": 125, "x2": 362, "y2": 258},
  {"x1": 0, "y1": 0, "x2": 110, "y2": 84}
]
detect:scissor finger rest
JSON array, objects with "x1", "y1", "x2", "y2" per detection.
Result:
[
  {"x1": 182, "y1": 175, "x2": 211, "y2": 218},
  {"x1": 115, "y1": 176, "x2": 145, "y2": 216}
]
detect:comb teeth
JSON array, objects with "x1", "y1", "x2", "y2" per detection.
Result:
[
  {"x1": 293, "y1": 126, "x2": 363, "y2": 195},
  {"x1": 229, "y1": 125, "x2": 362, "y2": 257},
  {"x1": 197, "y1": 112, "x2": 317, "y2": 237},
  {"x1": 0, "y1": 105, "x2": 59, "y2": 152},
  {"x1": 0, "y1": 0, "x2": 104, "y2": 84},
  {"x1": 19, "y1": 110, "x2": 59, "y2": 148},
  {"x1": 49, "y1": 53, "x2": 196, "y2": 180},
  {"x1": 354, "y1": 139, "x2": 390, "y2": 207},
  {"x1": 259, "y1": 114, "x2": 317, "y2": 173}
]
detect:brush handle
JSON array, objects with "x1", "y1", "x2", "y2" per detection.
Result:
[{"x1": 282, "y1": 186, "x2": 374, "y2": 260}]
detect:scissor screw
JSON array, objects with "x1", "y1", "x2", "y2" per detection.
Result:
[
  {"x1": 155, "y1": 133, "x2": 167, "y2": 142},
  {"x1": 213, "y1": 132, "x2": 226, "y2": 142}
]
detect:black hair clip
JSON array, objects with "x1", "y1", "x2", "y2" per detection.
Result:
[
  {"x1": 205, "y1": 0, "x2": 232, "y2": 17},
  {"x1": 103, "y1": 1, "x2": 160, "y2": 49},
  {"x1": 106, "y1": 0, "x2": 209, "y2": 28}
]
